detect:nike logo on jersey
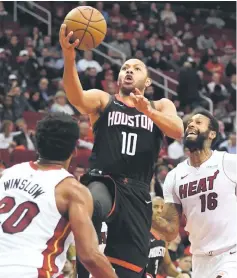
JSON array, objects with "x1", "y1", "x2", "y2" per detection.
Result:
[
  {"x1": 145, "y1": 200, "x2": 152, "y2": 204},
  {"x1": 230, "y1": 251, "x2": 237, "y2": 255},
  {"x1": 150, "y1": 239, "x2": 156, "y2": 242},
  {"x1": 114, "y1": 101, "x2": 124, "y2": 107},
  {"x1": 181, "y1": 174, "x2": 189, "y2": 179}
]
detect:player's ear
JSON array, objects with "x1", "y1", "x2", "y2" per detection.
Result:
[
  {"x1": 145, "y1": 78, "x2": 152, "y2": 88},
  {"x1": 209, "y1": 130, "x2": 216, "y2": 140}
]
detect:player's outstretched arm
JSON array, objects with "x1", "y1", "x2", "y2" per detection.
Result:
[
  {"x1": 130, "y1": 89, "x2": 183, "y2": 139},
  {"x1": 57, "y1": 178, "x2": 117, "y2": 278},
  {"x1": 152, "y1": 169, "x2": 182, "y2": 242},
  {"x1": 59, "y1": 24, "x2": 109, "y2": 115}
]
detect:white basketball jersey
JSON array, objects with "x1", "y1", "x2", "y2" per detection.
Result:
[
  {"x1": 0, "y1": 162, "x2": 73, "y2": 278},
  {"x1": 163, "y1": 151, "x2": 237, "y2": 255}
]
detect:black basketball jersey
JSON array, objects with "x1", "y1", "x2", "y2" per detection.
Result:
[
  {"x1": 146, "y1": 229, "x2": 166, "y2": 277},
  {"x1": 89, "y1": 95, "x2": 163, "y2": 184}
]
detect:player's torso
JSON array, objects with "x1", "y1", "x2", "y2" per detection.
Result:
[
  {"x1": 0, "y1": 162, "x2": 72, "y2": 277},
  {"x1": 174, "y1": 151, "x2": 237, "y2": 254},
  {"x1": 146, "y1": 230, "x2": 166, "y2": 277},
  {"x1": 90, "y1": 95, "x2": 163, "y2": 183}
]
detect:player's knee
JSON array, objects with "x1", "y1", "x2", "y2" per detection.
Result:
[{"x1": 88, "y1": 181, "x2": 113, "y2": 220}]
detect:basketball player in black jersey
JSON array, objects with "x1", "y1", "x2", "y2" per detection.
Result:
[
  {"x1": 60, "y1": 24, "x2": 184, "y2": 278},
  {"x1": 143, "y1": 197, "x2": 189, "y2": 278}
]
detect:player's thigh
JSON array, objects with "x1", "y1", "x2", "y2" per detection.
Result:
[{"x1": 113, "y1": 264, "x2": 144, "y2": 278}]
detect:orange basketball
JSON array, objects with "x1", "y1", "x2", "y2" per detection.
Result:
[{"x1": 63, "y1": 6, "x2": 107, "y2": 51}]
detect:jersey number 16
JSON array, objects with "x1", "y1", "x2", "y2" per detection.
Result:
[{"x1": 121, "y1": 132, "x2": 138, "y2": 156}]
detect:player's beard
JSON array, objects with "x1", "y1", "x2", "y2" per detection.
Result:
[{"x1": 184, "y1": 130, "x2": 209, "y2": 152}]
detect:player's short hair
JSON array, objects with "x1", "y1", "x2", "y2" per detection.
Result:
[
  {"x1": 190, "y1": 108, "x2": 219, "y2": 148},
  {"x1": 36, "y1": 112, "x2": 79, "y2": 161}
]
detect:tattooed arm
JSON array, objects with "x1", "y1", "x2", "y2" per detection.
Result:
[{"x1": 152, "y1": 168, "x2": 183, "y2": 242}]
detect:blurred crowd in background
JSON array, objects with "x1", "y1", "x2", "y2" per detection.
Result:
[{"x1": 0, "y1": 1, "x2": 236, "y2": 277}]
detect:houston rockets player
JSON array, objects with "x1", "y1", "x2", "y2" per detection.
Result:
[
  {"x1": 59, "y1": 24, "x2": 184, "y2": 278},
  {"x1": 144, "y1": 197, "x2": 189, "y2": 278},
  {"x1": 153, "y1": 110, "x2": 237, "y2": 278},
  {"x1": 0, "y1": 113, "x2": 117, "y2": 278}
]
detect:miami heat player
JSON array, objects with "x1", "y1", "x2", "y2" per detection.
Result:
[
  {"x1": 153, "y1": 110, "x2": 237, "y2": 278},
  {"x1": 0, "y1": 113, "x2": 116, "y2": 278}
]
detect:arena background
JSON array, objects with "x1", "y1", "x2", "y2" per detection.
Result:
[{"x1": 0, "y1": 1, "x2": 236, "y2": 277}]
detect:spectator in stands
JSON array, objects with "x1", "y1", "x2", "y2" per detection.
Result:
[
  {"x1": 7, "y1": 35, "x2": 21, "y2": 61},
  {"x1": 207, "y1": 73, "x2": 227, "y2": 97},
  {"x1": 73, "y1": 165, "x2": 86, "y2": 182},
  {"x1": 0, "y1": 120, "x2": 20, "y2": 149},
  {"x1": 51, "y1": 91, "x2": 74, "y2": 115},
  {"x1": 18, "y1": 49, "x2": 40, "y2": 87},
  {"x1": 197, "y1": 70, "x2": 208, "y2": 95},
  {"x1": 177, "y1": 61, "x2": 202, "y2": 109},
  {"x1": 145, "y1": 36, "x2": 163, "y2": 57},
  {"x1": 0, "y1": 95, "x2": 21, "y2": 122},
  {"x1": 108, "y1": 31, "x2": 132, "y2": 59},
  {"x1": 110, "y1": 3, "x2": 124, "y2": 28},
  {"x1": 76, "y1": 50, "x2": 102, "y2": 73},
  {"x1": 0, "y1": 1, "x2": 7, "y2": 16},
  {"x1": 179, "y1": 47, "x2": 196, "y2": 67},
  {"x1": 81, "y1": 67, "x2": 102, "y2": 90},
  {"x1": 0, "y1": 48, "x2": 11, "y2": 86},
  {"x1": 176, "y1": 255, "x2": 192, "y2": 276},
  {"x1": 205, "y1": 56, "x2": 224, "y2": 75},
  {"x1": 160, "y1": 3, "x2": 177, "y2": 25},
  {"x1": 176, "y1": 23, "x2": 194, "y2": 43},
  {"x1": 148, "y1": 3, "x2": 160, "y2": 31},
  {"x1": 225, "y1": 57, "x2": 236, "y2": 77},
  {"x1": 95, "y1": 2, "x2": 109, "y2": 22},
  {"x1": 147, "y1": 50, "x2": 169, "y2": 71},
  {"x1": 227, "y1": 74, "x2": 236, "y2": 110},
  {"x1": 190, "y1": 8, "x2": 204, "y2": 25},
  {"x1": 130, "y1": 38, "x2": 140, "y2": 56},
  {"x1": 8, "y1": 86, "x2": 34, "y2": 116},
  {"x1": 197, "y1": 30, "x2": 217, "y2": 50},
  {"x1": 206, "y1": 9, "x2": 225, "y2": 29},
  {"x1": 216, "y1": 34, "x2": 235, "y2": 53},
  {"x1": 13, "y1": 118, "x2": 36, "y2": 151},
  {"x1": 167, "y1": 138, "x2": 184, "y2": 160},
  {"x1": 134, "y1": 49, "x2": 146, "y2": 63},
  {"x1": 219, "y1": 133, "x2": 236, "y2": 154},
  {"x1": 29, "y1": 91, "x2": 47, "y2": 112},
  {"x1": 215, "y1": 120, "x2": 227, "y2": 148},
  {"x1": 38, "y1": 77, "x2": 52, "y2": 103}
]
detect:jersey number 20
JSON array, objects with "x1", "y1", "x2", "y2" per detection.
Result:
[
  {"x1": 0, "y1": 196, "x2": 39, "y2": 234},
  {"x1": 121, "y1": 132, "x2": 137, "y2": 156}
]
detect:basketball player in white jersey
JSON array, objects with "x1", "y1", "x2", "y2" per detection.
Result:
[
  {"x1": 0, "y1": 113, "x2": 117, "y2": 278},
  {"x1": 152, "y1": 109, "x2": 237, "y2": 278}
]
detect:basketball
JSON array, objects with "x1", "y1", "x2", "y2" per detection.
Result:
[{"x1": 63, "y1": 6, "x2": 107, "y2": 51}]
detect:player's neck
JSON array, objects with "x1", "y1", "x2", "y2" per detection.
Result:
[
  {"x1": 188, "y1": 148, "x2": 213, "y2": 168},
  {"x1": 36, "y1": 158, "x2": 67, "y2": 170},
  {"x1": 118, "y1": 91, "x2": 135, "y2": 106}
]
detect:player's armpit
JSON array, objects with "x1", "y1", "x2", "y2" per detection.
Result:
[
  {"x1": 66, "y1": 180, "x2": 117, "y2": 278},
  {"x1": 152, "y1": 203, "x2": 182, "y2": 242},
  {"x1": 149, "y1": 99, "x2": 184, "y2": 139}
]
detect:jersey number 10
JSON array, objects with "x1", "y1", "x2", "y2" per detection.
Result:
[{"x1": 121, "y1": 132, "x2": 138, "y2": 156}]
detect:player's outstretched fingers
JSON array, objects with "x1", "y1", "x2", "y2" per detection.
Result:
[{"x1": 130, "y1": 93, "x2": 139, "y2": 103}]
